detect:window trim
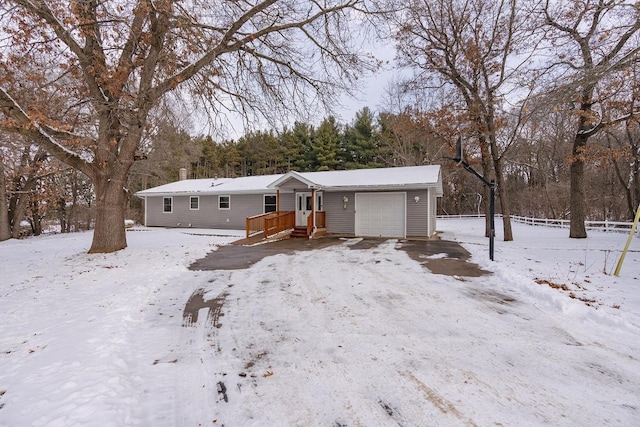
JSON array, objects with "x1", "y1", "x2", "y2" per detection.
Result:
[
  {"x1": 163, "y1": 197, "x2": 173, "y2": 213},
  {"x1": 190, "y1": 196, "x2": 200, "y2": 211},
  {"x1": 218, "y1": 195, "x2": 231, "y2": 210},
  {"x1": 263, "y1": 194, "x2": 277, "y2": 213}
]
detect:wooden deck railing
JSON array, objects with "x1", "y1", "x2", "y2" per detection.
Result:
[
  {"x1": 265, "y1": 211, "x2": 295, "y2": 238},
  {"x1": 246, "y1": 213, "x2": 266, "y2": 238},
  {"x1": 315, "y1": 211, "x2": 326, "y2": 228},
  {"x1": 247, "y1": 210, "x2": 324, "y2": 239},
  {"x1": 306, "y1": 211, "x2": 313, "y2": 236},
  {"x1": 305, "y1": 210, "x2": 327, "y2": 236},
  {"x1": 246, "y1": 211, "x2": 295, "y2": 238}
]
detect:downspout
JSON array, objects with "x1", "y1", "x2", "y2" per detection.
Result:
[
  {"x1": 311, "y1": 188, "x2": 316, "y2": 236},
  {"x1": 276, "y1": 189, "x2": 280, "y2": 213},
  {"x1": 427, "y1": 188, "x2": 432, "y2": 236}
]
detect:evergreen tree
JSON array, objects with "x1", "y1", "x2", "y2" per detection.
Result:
[
  {"x1": 313, "y1": 116, "x2": 342, "y2": 171},
  {"x1": 291, "y1": 122, "x2": 315, "y2": 172},
  {"x1": 342, "y1": 107, "x2": 383, "y2": 169}
]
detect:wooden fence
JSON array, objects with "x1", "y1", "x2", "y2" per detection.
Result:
[{"x1": 437, "y1": 214, "x2": 635, "y2": 233}]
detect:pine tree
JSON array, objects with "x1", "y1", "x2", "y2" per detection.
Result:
[{"x1": 313, "y1": 116, "x2": 342, "y2": 171}]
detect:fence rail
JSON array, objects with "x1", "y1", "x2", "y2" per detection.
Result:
[
  {"x1": 438, "y1": 214, "x2": 635, "y2": 233},
  {"x1": 246, "y1": 211, "x2": 295, "y2": 238},
  {"x1": 315, "y1": 211, "x2": 326, "y2": 229},
  {"x1": 265, "y1": 211, "x2": 295, "y2": 238}
]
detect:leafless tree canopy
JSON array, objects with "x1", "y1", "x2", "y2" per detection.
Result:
[{"x1": 0, "y1": 0, "x2": 375, "y2": 251}]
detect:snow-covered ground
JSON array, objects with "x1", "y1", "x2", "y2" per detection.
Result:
[{"x1": 0, "y1": 218, "x2": 638, "y2": 426}]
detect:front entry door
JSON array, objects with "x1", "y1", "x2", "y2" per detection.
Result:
[{"x1": 296, "y1": 192, "x2": 313, "y2": 227}]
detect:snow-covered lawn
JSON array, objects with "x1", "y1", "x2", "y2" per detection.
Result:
[{"x1": 0, "y1": 218, "x2": 638, "y2": 426}]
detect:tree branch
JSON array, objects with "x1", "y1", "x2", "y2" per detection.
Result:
[{"x1": 0, "y1": 86, "x2": 94, "y2": 179}]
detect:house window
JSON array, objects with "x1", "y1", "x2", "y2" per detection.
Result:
[
  {"x1": 218, "y1": 195, "x2": 230, "y2": 210},
  {"x1": 190, "y1": 196, "x2": 199, "y2": 210},
  {"x1": 163, "y1": 197, "x2": 172, "y2": 213},
  {"x1": 264, "y1": 195, "x2": 277, "y2": 213}
]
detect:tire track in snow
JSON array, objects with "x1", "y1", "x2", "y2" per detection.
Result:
[
  {"x1": 174, "y1": 279, "x2": 233, "y2": 426},
  {"x1": 400, "y1": 371, "x2": 478, "y2": 427}
]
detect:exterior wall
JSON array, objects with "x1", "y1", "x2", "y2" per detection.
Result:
[
  {"x1": 277, "y1": 178, "x2": 306, "y2": 192},
  {"x1": 324, "y1": 191, "x2": 356, "y2": 234},
  {"x1": 143, "y1": 187, "x2": 439, "y2": 237},
  {"x1": 427, "y1": 188, "x2": 438, "y2": 236},
  {"x1": 406, "y1": 189, "x2": 429, "y2": 237},
  {"x1": 278, "y1": 192, "x2": 295, "y2": 211},
  {"x1": 324, "y1": 189, "x2": 433, "y2": 237},
  {"x1": 145, "y1": 194, "x2": 273, "y2": 229}
]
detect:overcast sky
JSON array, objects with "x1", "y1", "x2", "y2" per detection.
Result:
[{"x1": 188, "y1": 39, "x2": 398, "y2": 140}]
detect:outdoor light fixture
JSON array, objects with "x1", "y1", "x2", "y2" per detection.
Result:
[
  {"x1": 414, "y1": 196, "x2": 420, "y2": 203},
  {"x1": 343, "y1": 196, "x2": 348, "y2": 209}
]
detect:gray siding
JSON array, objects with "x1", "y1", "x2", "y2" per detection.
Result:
[
  {"x1": 143, "y1": 187, "x2": 438, "y2": 237},
  {"x1": 145, "y1": 194, "x2": 273, "y2": 229},
  {"x1": 324, "y1": 191, "x2": 356, "y2": 234},
  {"x1": 277, "y1": 178, "x2": 307, "y2": 192},
  {"x1": 278, "y1": 193, "x2": 295, "y2": 211},
  {"x1": 428, "y1": 188, "x2": 437, "y2": 236},
  {"x1": 406, "y1": 189, "x2": 429, "y2": 237},
  {"x1": 324, "y1": 189, "x2": 433, "y2": 237}
]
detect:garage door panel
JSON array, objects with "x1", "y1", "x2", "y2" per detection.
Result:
[{"x1": 355, "y1": 192, "x2": 405, "y2": 238}]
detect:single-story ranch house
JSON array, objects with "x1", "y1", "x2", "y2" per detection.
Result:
[{"x1": 135, "y1": 165, "x2": 443, "y2": 239}]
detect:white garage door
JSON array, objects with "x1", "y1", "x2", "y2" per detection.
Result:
[{"x1": 355, "y1": 192, "x2": 406, "y2": 238}]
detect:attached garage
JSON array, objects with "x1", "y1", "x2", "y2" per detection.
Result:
[
  {"x1": 355, "y1": 192, "x2": 406, "y2": 238},
  {"x1": 137, "y1": 165, "x2": 442, "y2": 239}
]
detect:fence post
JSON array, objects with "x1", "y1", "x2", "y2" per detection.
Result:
[{"x1": 615, "y1": 205, "x2": 640, "y2": 276}]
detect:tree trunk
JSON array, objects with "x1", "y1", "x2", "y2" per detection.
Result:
[
  {"x1": 0, "y1": 160, "x2": 10, "y2": 241},
  {"x1": 10, "y1": 181, "x2": 36, "y2": 239},
  {"x1": 569, "y1": 134, "x2": 588, "y2": 238},
  {"x1": 493, "y1": 158, "x2": 513, "y2": 241},
  {"x1": 479, "y1": 139, "x2": 493, "y2": 237},
  {"x1": 631, "y1": 133, "x2": 640, "y2": 219},
  {"x1": 30, "y1": 198, "x2": 42, "y2": 236},
  {"x1": 486, "y1": 107, "x2": 514, "y2": 242},
  {"x1": 89, "y1": 174, "x2": 127, "y2": 253}
]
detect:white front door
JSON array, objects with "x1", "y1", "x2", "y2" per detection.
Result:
[{"x1": 296, "y1": 192, "x2": 313, "y2": 227}]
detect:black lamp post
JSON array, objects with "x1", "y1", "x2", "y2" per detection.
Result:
[{"x1": 452, "y1": 137, "x2": 496, "y2": 261}]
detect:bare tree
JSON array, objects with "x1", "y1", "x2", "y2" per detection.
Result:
[
  {"x1": 541, "y1": 0, "x2": 640, "y2": 237},
  {"x1": 0, "y1": 152, "x2": 9, "y2": 241},
  {"x1": 386, "y1": 0, "x2": 538, "y2": 241},
  {"x1": 0, "y1": 0, "x2": 374, "y2": 253},
  {"x1": 605, "y1": 119, "x2": 640, "y2": 220}
]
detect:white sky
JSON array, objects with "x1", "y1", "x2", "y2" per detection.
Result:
[{"x1": 187, "y1": 40, "x2": 399, "y2": 139}]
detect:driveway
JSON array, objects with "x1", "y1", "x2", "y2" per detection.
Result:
[{"x1": 189, "y1": 236, "x2": 489, "y2": 277}]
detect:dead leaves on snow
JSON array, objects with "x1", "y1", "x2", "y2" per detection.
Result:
[{"x1": 534, "y1": 278, "x2": 618, "y2": 308}]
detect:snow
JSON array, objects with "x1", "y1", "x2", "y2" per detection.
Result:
[
  {"x1": 281, "y1": 165, "x2": 442, "y2": 189},
  {"x1": 0, "y1": 218, "x2": 638, "y2": 426},
  {"x1": 135, "y1": 177, "x2": 236, "y2": 195},
  {"x1": 135, "y1": 165, "x2": 442, "y2": 197}
]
